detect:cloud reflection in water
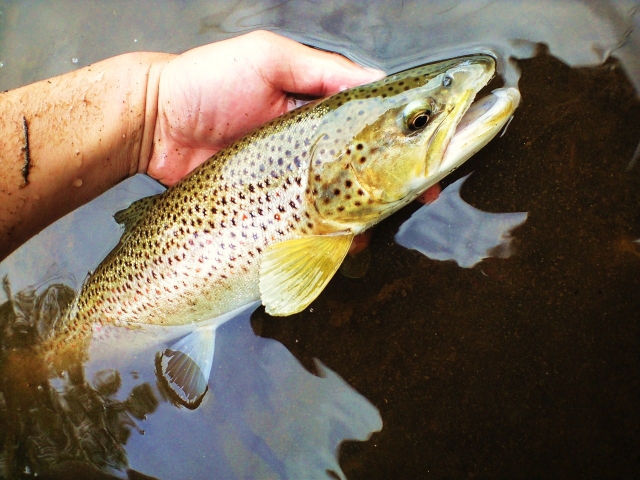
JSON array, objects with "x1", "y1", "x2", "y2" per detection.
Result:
[{"x1": 395, "y1": 175, "x2": 528, "y2": 268}]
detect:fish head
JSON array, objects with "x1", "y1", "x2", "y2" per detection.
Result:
[{"x1": 307, "y1": 55, "x2": 515, "y2": 233}]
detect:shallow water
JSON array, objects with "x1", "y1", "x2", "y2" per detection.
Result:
[{"x1": 1, "y1": 1, "x2": 640, "y2": 478}]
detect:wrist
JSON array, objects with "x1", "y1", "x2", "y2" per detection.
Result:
[{"x1": 135, "y1": 53, "x2": 174, "y2": 177}]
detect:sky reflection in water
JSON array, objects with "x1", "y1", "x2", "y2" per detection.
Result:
[
  {"x1": 1, "y1": 1, "x2": 638, "y2": 92},
  {"x1": 396, "y1": 175, "x2": 528, "y2": 268}
]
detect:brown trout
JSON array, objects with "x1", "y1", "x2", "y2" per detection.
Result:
[{"x1": 49, "y1": 55, "x2": 520, "y2": 361}]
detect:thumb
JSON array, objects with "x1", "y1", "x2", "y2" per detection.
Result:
[{"x1": 250, "y1": 31, "x2": 385, "y2": 97}]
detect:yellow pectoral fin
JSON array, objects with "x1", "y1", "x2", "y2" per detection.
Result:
[{"x1": 259, "y1": 233, "x2": 354, "y2": 316}]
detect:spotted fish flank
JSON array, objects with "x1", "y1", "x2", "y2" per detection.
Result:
[{"x1": 48, "y1": 55, "x2": 520, "y2": 361}]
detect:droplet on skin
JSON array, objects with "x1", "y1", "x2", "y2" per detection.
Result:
[{"x1": 72, "y1": 178, "x2": 83, "y2": 187}]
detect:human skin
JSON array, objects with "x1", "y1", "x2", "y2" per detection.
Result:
[{"x1": 0, "y1": 30, "x2": 383, "y2": 262}]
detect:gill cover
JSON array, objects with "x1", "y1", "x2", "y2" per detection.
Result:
[{"x1": 307, "y1": 55, "x2": 496, "y2": 230}]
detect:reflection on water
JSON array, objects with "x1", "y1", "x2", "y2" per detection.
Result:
[
  {"x1": 0, "y1": 275, "x2": 381, "y2": 479},
  {"x1": 395, "y1": 174, "x2": 528, "y2": 268},
  {"x1": 1, "y1": 1, "x2": 639, "y2": 91},
  {"x1": 0, "y1": 282, "x2": 154, "y2": 478}
]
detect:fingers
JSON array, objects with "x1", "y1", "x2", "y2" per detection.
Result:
[
  {"x1": 247, "y1": 31, "x2": 385, "y2": 97},
  {"x1": 146, "y1": 32, "x2": 386, "y2": 186}
]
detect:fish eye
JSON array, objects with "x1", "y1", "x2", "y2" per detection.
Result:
[
  {"x1": 408, "y1": 110, "x2": 431, "y2": 130},
  {"x1": 402, "y1": 98, "x2": 436, "y2": 132},
  {"x1": 442, "y1": 75, "x2": 453, "y2": 88}
]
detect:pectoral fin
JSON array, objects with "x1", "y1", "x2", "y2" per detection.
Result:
[{"x1": 259, "y1": 234, "x2": 354, "y2": 316}]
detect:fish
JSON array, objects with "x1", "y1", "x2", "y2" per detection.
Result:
[{"x1": 42, "y1": 55, "x2": 520, "y2": 380}]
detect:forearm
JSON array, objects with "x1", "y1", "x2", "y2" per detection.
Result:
[{"x1": 0, "y1": 51, "x2": 173, "y2": 261}]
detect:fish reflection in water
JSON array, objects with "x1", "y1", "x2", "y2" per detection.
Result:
[
  {"x1": 0, "y1": 179, "x2": 382, "y2": 479},
  {"x1": 0, "y1": 282, "x2": 149, "y2": 477},
  {"x1": 395, "y1": 174, "x2": 528, "y2": 268}
]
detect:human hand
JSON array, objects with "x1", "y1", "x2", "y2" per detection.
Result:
[{"x1": 143, "y1": 30, "x2": 384, "y2": 186}]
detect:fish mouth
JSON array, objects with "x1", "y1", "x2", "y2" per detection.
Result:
[{"x1": 435, "y1": 87, "x2": 521, "y2": 180}]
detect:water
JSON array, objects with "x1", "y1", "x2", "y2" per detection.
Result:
[
  {"x1": 1, "y1": 0, "x2": 639, "y2": 478},
  {"x1": 395, "y1": 174, "x2": 529, "y2": 268}
]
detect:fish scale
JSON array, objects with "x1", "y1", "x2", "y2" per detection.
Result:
[{"x1": 45, "y1": 54, "x2": 516, "y2": 362}]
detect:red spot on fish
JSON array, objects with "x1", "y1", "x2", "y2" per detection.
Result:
[{"x1": 417, "y1": 183, "x2": 441, "y2": 204}]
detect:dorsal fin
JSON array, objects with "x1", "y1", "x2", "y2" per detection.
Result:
[
  {"x1": 113, "y1": 194, "x2": 159, "y2": 245},
  {"x1": 114, "y1": 195, "x2": 159, "y2": 230}
]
